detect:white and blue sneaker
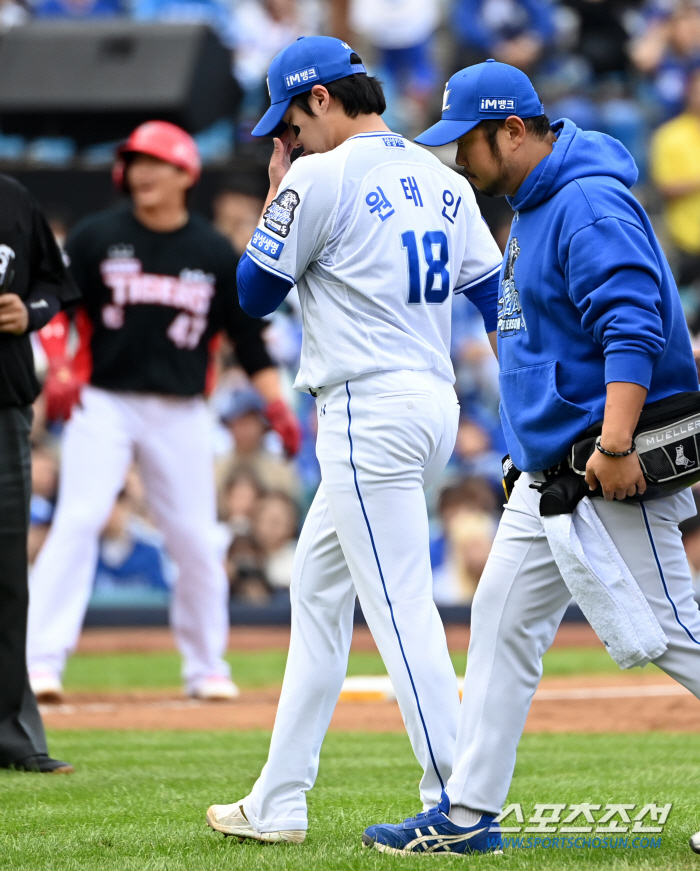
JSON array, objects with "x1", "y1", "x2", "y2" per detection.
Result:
[{"x1": 362, "y1": 792, "x2": 503, "y2": 855}]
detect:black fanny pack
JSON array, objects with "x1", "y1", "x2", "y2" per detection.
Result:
[
  {"x1": 570, "y1": 391, "x2": 700, "y2": 499},
  {"x1": 504, "y1": 391, "x2": 700, "y2": 516}
]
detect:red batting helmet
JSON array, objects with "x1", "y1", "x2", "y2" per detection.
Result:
[{"x1": 112, "y1": 121, "x2": 201, "y2": 192}]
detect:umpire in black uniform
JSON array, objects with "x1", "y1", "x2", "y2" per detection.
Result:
[{"x1": 0, "y1": 175, "x2": 79, "y2": 772}]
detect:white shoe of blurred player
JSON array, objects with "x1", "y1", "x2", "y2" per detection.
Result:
[
  {"x1": 206, "y1": 799, "x2": 306, "y2": 843},
  {"x1": 29, "y1": 672, "x2": 63, "y2": 704},
  {"x1": 188, "y1": 676, "x2": 240, "y2": 701},
  {"x1": 690, "y1": 832, "x2": 700, "y2": 853}
]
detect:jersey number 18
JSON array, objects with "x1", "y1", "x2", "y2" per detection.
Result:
[{"x1": 401, "y1": 230, "x2": 449, "y2": 305}]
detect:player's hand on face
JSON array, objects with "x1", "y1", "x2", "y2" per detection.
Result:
[
  {"x1": 585, "y1": 450, "x2": 647, "y2": 501},
  {"x1": 268, "y1": 134, "x2": 295, "y2": 193},
  {"x1": 0, "y1": 293, "x2": 29, "y2": 334}
]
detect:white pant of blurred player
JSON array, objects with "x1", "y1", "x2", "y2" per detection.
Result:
[
  {"x1": 27, "y1": 385, "x2": 232, "y2": 697},
  {"x1": 243, "y1": 368, "x2": 461, "y2": 833},
  {"x1": 446, "y1": 473, "x2": 700, "y2": 815}
]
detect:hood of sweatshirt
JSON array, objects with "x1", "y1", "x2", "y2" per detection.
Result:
[
  {"x1": 494, "y1": 118, "x2": 697, "y2": 472},
  {"x1": 508, "y1": 118, "x2": 639, "y2": 213}
]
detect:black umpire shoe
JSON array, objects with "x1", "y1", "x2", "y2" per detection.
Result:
[{"x1": 1, "y1": 754, "x2": 74, "y2": 773}]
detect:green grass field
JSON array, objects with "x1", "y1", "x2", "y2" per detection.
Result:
[
  {"x1": 0, "y1": 731, "x2": 698, "y2": 870},
  {"x1": 0, "y1": 645, "x2": 686, "y2": 869},
  {"x1": 61, "y1": 646, "x2": 635, "y2": 692}
]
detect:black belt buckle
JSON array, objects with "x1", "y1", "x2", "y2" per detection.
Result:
[{"x1": 309, "y1": 387, "x2": 323, "y2": 397}]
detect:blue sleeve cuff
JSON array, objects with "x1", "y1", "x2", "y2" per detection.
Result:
[
  {"x1": 604, "y1": 350, "x2": 654, "y2": 389},
  {"x1": 458, "y1": 272, "x2": 499, "y2": 333},
  {"x1": 237, "y1": 251, "x2": 294, "y2": 318}
]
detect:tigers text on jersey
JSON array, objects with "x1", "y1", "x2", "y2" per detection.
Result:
[
  {"x1": 65, "y1": 206, "x2": 272, "y2": 396},
  {"x1": 246, "y1": 132, "x2": 502, "y2": 391}
]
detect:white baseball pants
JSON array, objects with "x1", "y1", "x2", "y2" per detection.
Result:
[
  {"x1": 446, "y1": 473, "x2": 700, "y2": 815},
  {"x1": 27, "y1": 385, "x2": 230, "y2": 690},
  {"x1": 243, "y1": 369, "x2": 461, "y2": 833}
]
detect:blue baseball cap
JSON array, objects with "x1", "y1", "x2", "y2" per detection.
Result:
[
  {"x1": 252, "y1": 36, "x2": 367, "y2": 138},
  {"x1": 415, "y1": 59, "x2": 545, "y2": 147}
]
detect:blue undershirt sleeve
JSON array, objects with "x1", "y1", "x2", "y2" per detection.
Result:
[
  {"x1": 237, "y1": 251, "x2": 294, "y2": 318},
  {"x1": 457, "y1": 272, "x2": 499, "y2": 333}
]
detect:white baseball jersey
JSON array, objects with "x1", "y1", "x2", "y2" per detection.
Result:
[{"x1": 246, "y1": 132, "x2": 502, "y2": 391}]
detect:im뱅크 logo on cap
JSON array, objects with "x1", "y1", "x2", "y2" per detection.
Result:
[
  {"x1": 285, "y1": 66, "x2": 320, "y2": 89},
  {"x1": 480, "y1": 97, "x2": 517, "y2": 112}
]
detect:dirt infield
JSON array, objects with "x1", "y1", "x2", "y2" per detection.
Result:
[
  {"x1": 40, "y1": 674, "x2": 700, "y2": 733},
  {"x1": 75, "y1": 622, "x2": 602, "y2": 654},
  {"x1": 40, "y1": 624, "x2": 700, "y2": 733}
]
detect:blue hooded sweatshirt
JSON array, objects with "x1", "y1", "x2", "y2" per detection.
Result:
[{"x1": 497, "y1": 118, "x2": 698, "y2": 473}]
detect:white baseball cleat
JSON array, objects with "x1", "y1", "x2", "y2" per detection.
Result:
[
  {"x1": 206, "y1": 799, "x2": 306, "y2": 843},
  {"x1": 689, "y1": 831, "x2": 700, "y2": 853},
  {"x1": 29, "y1": 672, "x2": 63, "y2": 704},
  {"x1": 188, "y1": 676, "x2": 240, "y2": 701}
]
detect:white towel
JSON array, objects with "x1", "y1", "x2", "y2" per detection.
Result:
[{"x1": 542, "y1": 497, "x2": 668, "y2": 669}]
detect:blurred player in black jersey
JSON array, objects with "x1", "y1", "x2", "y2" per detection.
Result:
[
  {"x1": 0, "y1": 175, "x2": 79, "y2": 772},
  {"x1": 27, "y1": 121, "x2": 300, "y2": 702}
]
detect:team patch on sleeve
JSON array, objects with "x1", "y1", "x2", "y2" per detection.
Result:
[
  {"x1": 263, "y1": 190, "x2": 300, "y2": 238},
  {"x1": 251, "y1": 229, "x2": 285, "y2": 260}
]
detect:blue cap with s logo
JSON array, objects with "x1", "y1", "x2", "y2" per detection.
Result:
[
  {"x1": 252, "y1": 36, "x2": 366, "y2": 138},
  {"x1": 415, "y1": 59, "x2": 544, "y2": 147}
]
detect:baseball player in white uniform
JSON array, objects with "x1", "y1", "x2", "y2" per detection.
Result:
[
  {"x1": 365, "y1": 61, "x2": 700, "y2": 855},
  {"x1": 205, "y1": 36, "x2": 503, "y2": 843}
]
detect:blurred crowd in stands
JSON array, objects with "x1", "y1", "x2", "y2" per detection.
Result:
[
  {"x1": 13, "y1": 0, "x2": 700, "y2": 607},
  {"x1": 0, "y1": 0, "x2": 698, "y2": 165}
]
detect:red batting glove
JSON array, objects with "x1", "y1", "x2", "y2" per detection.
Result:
[
  {"x1": 265, "y1": 398, "x2": 302, "y2": 457},
  {"x1": 43, "y1": 357, "x2": 83, "y2": 422}
]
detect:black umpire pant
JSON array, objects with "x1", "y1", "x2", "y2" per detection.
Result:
[{"x1": 0, "y1": 405, "x2": 48, "y2": 764}]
